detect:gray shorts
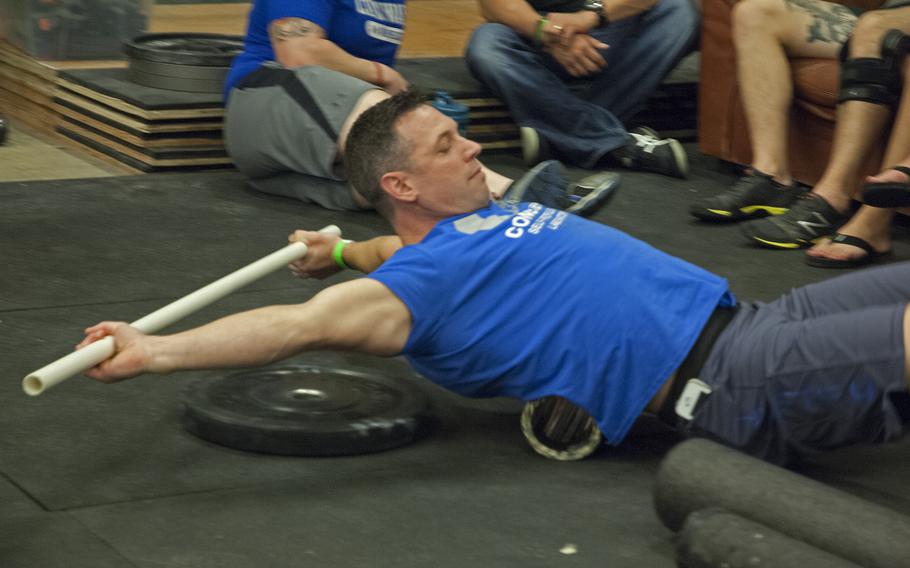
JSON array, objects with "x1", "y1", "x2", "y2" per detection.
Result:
[
  {"x1": 684, "y1": 262, "x2": 910, "y2": 465},
  {"x1": 224, "y1": 64, "x2": 377, "y2": 210}
]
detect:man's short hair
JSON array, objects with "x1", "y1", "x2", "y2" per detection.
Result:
[{"x1": 344, "y1": 91, "x2": 425, "y2": 217}]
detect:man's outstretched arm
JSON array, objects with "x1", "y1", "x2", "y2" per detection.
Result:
[{"x1": 78, "y1": 279, "x2": 411, "y2": 383}]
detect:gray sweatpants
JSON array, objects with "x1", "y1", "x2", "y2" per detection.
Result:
[
  {"x1": 686, "y1": 261, "x2": 910, "y2": 465},
  {"x1": 224, "y1": 64, "x2": 378, "y2": 211}
]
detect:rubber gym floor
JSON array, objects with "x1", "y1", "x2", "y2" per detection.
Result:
[{"x1": 4, "y1": 149, "x2": 910, "y2": 567}]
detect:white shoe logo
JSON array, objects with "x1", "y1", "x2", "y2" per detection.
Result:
[
  {"x1": 796, "y1": 213, "x2": 830, "y2": 236},
  {"x1": 630, "y1": 133, "x2": 670, "y2": 155}
]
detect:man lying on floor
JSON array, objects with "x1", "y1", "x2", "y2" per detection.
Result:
[{"x1": 79, "y1": 92, "x2": 910, "y2": 467}]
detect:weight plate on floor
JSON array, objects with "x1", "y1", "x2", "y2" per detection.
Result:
[
  {"x1": 124, "y1": 33, "x2": 244, "y2": 67},
  {"x1": 180, "y1": 365, "x2": 433, "y2": 456}
]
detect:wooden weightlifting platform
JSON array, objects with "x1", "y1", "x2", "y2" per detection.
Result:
[{"x1": 54, "y1": 68, "x2": 229, "y2": 171}]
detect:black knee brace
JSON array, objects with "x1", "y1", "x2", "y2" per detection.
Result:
[
  {"x1": 837, "y1": 29, "x2": 909, "y2": 106},
  {"x1": 838, "y1": 56, "x2": 902, "y2": 106}
]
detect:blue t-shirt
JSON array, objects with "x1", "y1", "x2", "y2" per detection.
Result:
[
  {"x1": 224, "y1": 0, "x2": 406, "y2": 98},
  {"x1": 369, "y1": 202, "x2": 735, "y2": 445}
]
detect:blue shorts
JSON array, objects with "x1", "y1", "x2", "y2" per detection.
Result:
[{"x1": 683, "y1": 262, "x2": 910, "y2": 465}]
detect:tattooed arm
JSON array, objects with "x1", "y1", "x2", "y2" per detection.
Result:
[{"x1": 268, "y1": 17, "x2": 409, "y2": 93}]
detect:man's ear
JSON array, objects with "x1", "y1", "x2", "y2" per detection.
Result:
[{"x1": 380, "y1": 171, "x2": 418, "y2": 203}]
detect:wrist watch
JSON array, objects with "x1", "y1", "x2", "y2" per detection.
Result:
[{"x1": 582, "y1": 0, "x2": 608, "y2": 27}]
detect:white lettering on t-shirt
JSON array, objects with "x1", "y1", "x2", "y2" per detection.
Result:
[
  {"x1": 355, "y1": 0, "x2": 406, "y2": 24},
  {"x1": 528, "y1": 209, "x2": 555, "y2": 234},
  {"x1": 548, "y1": 211, "x2": 567, "y2": 231},
  {"x1": 504, "y1": 203, "x2": 542, "y2": 239},
  {"x1": 365, "y1": 21, "x2": 403, "y2": 44}
]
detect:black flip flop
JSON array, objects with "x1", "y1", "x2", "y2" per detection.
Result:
[
  {"x1": 805, "y1": 233, "x2": 892, "y2": 269},
  {"x1": 863, "y1": 166, "x2": 910, "y2": 207}
]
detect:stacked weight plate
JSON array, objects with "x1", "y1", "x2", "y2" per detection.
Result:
[{"x1": 125, "y1": 33, "x2": 241, "y2": 94}]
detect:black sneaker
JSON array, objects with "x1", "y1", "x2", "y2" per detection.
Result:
[
  {"x1": 612, "y1": 131, "x2": 688, "y2": 178},
  {"x1": 502, "y1": 160, "x2": 620, "y2": 218},
  {"x1": 740, "y1": 193, "x2": 850, "y2": 249},
  {"x1": 689, "y1": 171, "x2": 800, "y2": 222}
]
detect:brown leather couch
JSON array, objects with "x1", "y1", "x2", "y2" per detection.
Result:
[{"x1": 698, "y1": 0, "x2": 886, "y2": 190}]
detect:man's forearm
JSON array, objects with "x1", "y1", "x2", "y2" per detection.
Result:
[
  {"x1": 270, "y1": 18, "x2": 384, "y2": 86},
  {"x1": 279, "y1": 39, "x2": 382, "y2": 85},
  {"x1": 147, "y1": 304, "x2": 320, "y2": 373},
  {"x1": 478, "y1": 0, "x2": 545, "y2": 38},
  {"x1": 342, "y1": 236, "x2": 403, "y2": 273},
  {"x1": 479, "y1": 0, "x2": 661, "y2": 41}
]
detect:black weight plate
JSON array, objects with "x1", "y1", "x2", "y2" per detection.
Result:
[
  {"x1": 124, "y1": 33, "x2": 244, "y2": 67},
  {"x1": 130, "y1": 59, "x2": 230, "y2": 81},
  {"x1": 180, "y1": 365, "x2": 432, "y2": 456},
  {"x1": 128, "y1": 66, "x2": 227, "y2": 94}
]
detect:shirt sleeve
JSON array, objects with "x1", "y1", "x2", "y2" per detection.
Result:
[
  {"x1": 367, "y1": 246, "x2": 448, "y2": 355},
  {"x1": 266, "y1": 0, "x2": 334, "y2": 32}
]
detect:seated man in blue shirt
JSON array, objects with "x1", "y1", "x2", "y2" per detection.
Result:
[{"x1": 80, "y1": 92, "x2": 910, "y2": 467}]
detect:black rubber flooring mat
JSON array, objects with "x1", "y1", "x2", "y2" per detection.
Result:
[
  {"x1": 0, "y1": 171, "x2": 387, "y2": 312},
  {"x1": 4, "y1": 155, "x2": 910, "y2": 566},
  {"x1": 0, "y1": 475, "x2": 132, "y2": 567}
]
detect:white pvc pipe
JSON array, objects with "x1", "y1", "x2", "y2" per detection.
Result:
[{"x1": 23, "y1": 225, "x2": 341, "y2": 396}]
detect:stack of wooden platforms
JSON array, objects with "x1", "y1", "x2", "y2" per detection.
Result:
[
  {"x1": 55, "y1": 68, "x2": 229, "y2": 171},
  {"x1": 0, "y1": 41, "x2": 117, "y2": 136}
]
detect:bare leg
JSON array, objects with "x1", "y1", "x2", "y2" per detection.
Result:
[
  {"x1": 733, "y1": 0, "x2": 853, "y2": 183},
  {"x1": 805, "y1": 205, "x2": 893, "y2": 260},
  {"x1": 807, "y1": 55, "x2": 910, "y2": 262},
  {"x1": 811, "y1": 100, "x2": 891, "y2": 213},
  {"x1": 812, "y1": 10, "x2": 910, "y2": 212}
]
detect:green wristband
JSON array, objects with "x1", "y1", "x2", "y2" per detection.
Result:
[
  {"x1": 332, "y1": 240, "x2": 350, "y2": 270},
  {"x1": 534, "y1": 16, "x2": 548, "y2": 44}
]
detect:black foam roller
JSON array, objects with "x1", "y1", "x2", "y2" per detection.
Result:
[
  {"x1": 677, "y1": 508, "x2": 860, "y2": 568},
  {"x1": 654, "y1": 439, "x2": 910, "y2": 568}
]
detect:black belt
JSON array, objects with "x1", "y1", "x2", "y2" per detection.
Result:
[{"x1": 657, "y1": 305, "x2": 739, "y2": 427}]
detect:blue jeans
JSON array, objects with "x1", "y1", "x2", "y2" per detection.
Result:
[{"x1": 465, "y1": 0, "x2": 699, "y2": 168}]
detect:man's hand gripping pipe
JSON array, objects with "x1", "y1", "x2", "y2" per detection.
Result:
[{"x1": 22, "y1": 225, "x2": 342, "y2": 396}]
